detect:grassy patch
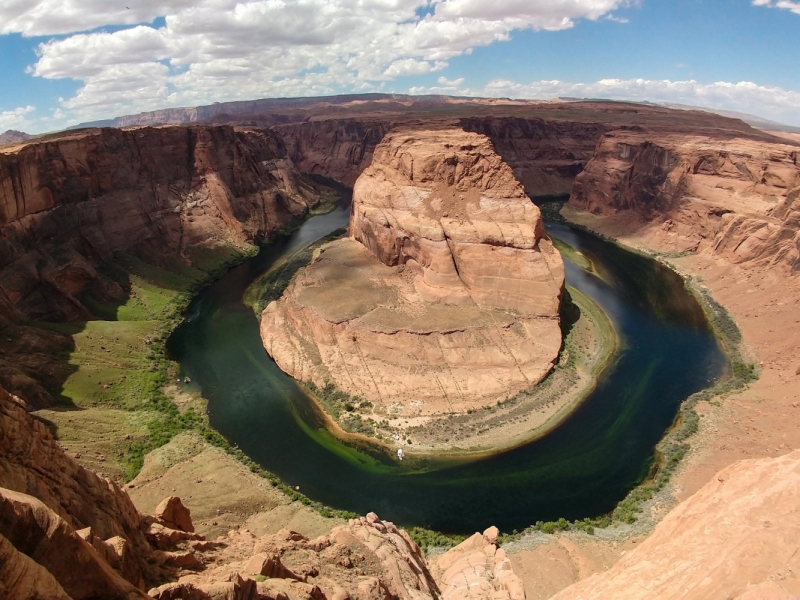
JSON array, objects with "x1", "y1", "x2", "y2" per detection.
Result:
[
  {"x1": 406, "y1": 527, "x2": 467, "y2": 552},
  {"x1": 41, "y1": 244, "x2": 259, "y2": 479}
]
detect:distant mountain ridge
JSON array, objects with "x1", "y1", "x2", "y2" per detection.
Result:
[
  {"x1": 0, "y1": 130, "x2": 31, "y2": 145},
  {"x1": 70, "y1": 93, "x2": 495, "y2": 130},
  {"x1": 70, "y1": 93, "x2": 800, "y2": 134}
]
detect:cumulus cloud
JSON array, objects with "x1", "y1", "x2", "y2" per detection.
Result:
[
  {"x1": 752, "y1": 0, "x2": 800, "y2": 15},
  {"x1": 0, "y1": 106, "x2": 36, "y2": 131},
  {"x1": 5, "y1": 0, "x2": 630, "y2": 124}
]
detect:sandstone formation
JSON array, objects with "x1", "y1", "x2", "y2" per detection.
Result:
[
  {"x1": 432, "y1": 526, "x2": 525, "y2": 600},
  {"x1": 262, "y1": 129, "x2": 564, "y2": 413},
  {"x1": 552, "y1": 450, "x2": 800, "y2": 600},
  {"x1": 570, "y1": 131, "x2": 800, "y2": 271}
]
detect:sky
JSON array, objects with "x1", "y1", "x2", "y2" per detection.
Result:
[{"x1": 0, "y1": 0, "x2": 799, "y2": 134}]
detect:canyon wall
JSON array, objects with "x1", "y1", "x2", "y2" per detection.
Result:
[
  {"x1": 261, "y1": 128, "x2": 564, "y2": 414},
  {"x1": 0, "y1": 125, "x2": 319, "y2": 323},
  {"x1": 276, "y1": 119, "x2": 394, "y2": 187},
  {"x1": 459, "y1": 117, "x2": 608, "y2": 197},
  {"x1": 273, "y1": 116, "x2": 608, "y2": 197},
  {"x1": 569, "y1": 130, "x2": 800, "y2": 271},
  {"x1": 0, "y1": 125, "x2": 322, "y2": 409}
]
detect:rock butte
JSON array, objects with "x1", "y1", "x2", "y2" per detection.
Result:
[{"x1": 261, "y1": 129, "x2": 564, "y2": 414}]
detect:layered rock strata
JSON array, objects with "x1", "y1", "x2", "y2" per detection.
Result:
[
  {"x1": 0, "y1": 125, "x2": 318, "y2": 323},
  {"x1": 0, "y1": 125, "x2": 320, "y2": 408},
  {"x1": 262, "y1": 129, "x2": 564, "y2": 414},
  {"x1": 570, "y1": 131, "x2": 800, "y2": 271}
]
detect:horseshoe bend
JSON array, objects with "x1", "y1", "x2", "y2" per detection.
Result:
[
  {"x1": 260, "y1": 129, "x2": 566, "y2": 420},
  {"x1": 0, "y1": 95, "x2": 799, "y2": 600}
]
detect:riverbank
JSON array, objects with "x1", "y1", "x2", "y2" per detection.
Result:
[
  {"x1": 558, "y1": 204, "x2": 800, "y2": 497},
  {"x1": 245, "y1": 227, "x2": 618, "y2": 459},
  {"x1": 499, "y1": 202, "x2": 798, "y2": 599}
]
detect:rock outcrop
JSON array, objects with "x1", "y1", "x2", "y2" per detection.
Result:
[
  {"x1": 0, "y1": 380, "x2": 526, "y2": 600},
  {"x1": 570, "y1": 130, "x2": 800, "y2": 271},
  {"x1": 262, "y1": 129, "x2": 564, "y2": 414},
  {"x1": 432, "y1": 526, "x2": 525, "y2": 600},
  {"x1": 0, "y1": 383, "x2": 156, "y2": 588},
  {"x1": 551, "y1": 450, "x2": 800, "y2": 600}
]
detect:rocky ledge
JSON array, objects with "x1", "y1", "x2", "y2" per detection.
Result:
[
  {"x1": 261, "y1": 129, "x2": 564, "y2": 416},
  {"x1": 0, "y1": 381, "x2": 526, "y2": 600}
]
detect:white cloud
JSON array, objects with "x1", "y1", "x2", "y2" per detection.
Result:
[
  {"x1": 753, "y1": 0, "x2": 800, "y2": 15},
  {"x1": 0, "y1": 106, "x2": 36, "y2": 131},
  {"x1": 438, "y1": 76, "x2": 465, "y2": 86},
  {"x1": 5, "y1": 0, "x2": 630, "y2": 126}
]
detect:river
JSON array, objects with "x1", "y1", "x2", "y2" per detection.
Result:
[{"x1": 166, "y1": 193, "x2": 727, "y2": 533}]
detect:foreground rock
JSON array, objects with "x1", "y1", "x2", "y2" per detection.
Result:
[
  {"x1": 0, "y1": 381, "x2": 525, "y2": 600},
  {"x1": 262, "y1": 129, "x2": 564, "y2": 414},
  {"x1": 552, "y1": 450, "x2": 800, "y2": 599},
  {"x1": 432, "y1": 526, "x2": 525, "y2": 600}
]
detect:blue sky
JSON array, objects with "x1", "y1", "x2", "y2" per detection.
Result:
[{"x1": 1, "y1": 0, "x2": 798, "y2": 133}]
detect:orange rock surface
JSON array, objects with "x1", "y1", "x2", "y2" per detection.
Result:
[
  {"x1": 552, "y1": 450, "x2": 800, "y2": 600},
  {"x1": 570, "y1": 131, "x2": 800, "y2": 271},
  {"x1": 261, "y1": 129, "x2": 564, "y2": 414},
  {"x1": 0, "y1": 380, "x2": 526, "y2": 600}
]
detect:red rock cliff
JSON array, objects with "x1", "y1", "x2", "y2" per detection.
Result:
[
  {"x1": 569, "y1": 130, "x2": 800, "y2": 271},
  {"x1": 0, "y1": 125, "x2": 319, "y2": 323},
  {"x1": 262, "y1": 128, "x2": 564, "y2": 414}
]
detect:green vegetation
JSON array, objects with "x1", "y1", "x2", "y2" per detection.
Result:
[
  {"x1": 305, "y1": 382, "x2": 395, "y2": 439},
  {"x1": 551, "y1": 236, "x2": 592, "y2": 271},
  {"x1": 39, "y1": 244, "x2": 258, "y2": 479},
  {"x1": 407, "y1": 527, "x2": 467, "y2": 552}
]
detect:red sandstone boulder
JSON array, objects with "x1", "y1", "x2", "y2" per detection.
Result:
[{"x1": 156, "y1": 496, "x2": 195, "y2": 533}]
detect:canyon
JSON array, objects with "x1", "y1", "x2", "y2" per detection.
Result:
[
  {"x1": 0, "y1": 381, "x2": 527, "y2": 600},
  {"x1": 0, "y1": 96, "x2": 799, "y2": 599},
  {"x1": 0, "y1": 125, "x2": 324, "y2": 409},
  {"x1": 261, "y1": 128, "x2": 564, "y2": 415}
]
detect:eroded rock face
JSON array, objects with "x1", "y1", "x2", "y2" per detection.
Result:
[
  {"x1": 432, "y1": 527, "x2": 525, "y2": 600},
  {"x1": 551, "y1": 450, "x2": 800, "y2": 600},
  {"x1": 570, "y1": 131, "x2": 800, "y2": 271},
  {"x1": 0, "y1": 383, "x2": 156, "y2": 588},
  {"x1": 0, "y1": 380, "x2": 525, "y2": 600},
  {"x1": 262, "y1": 129, "x2": 564, "y2": 414},
  {"x1": 0, "y1": 124, "x2": 321, "y2": 408},
  {"x1": 0, "y1": 125, "x2": 318, "y2": 324}
]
